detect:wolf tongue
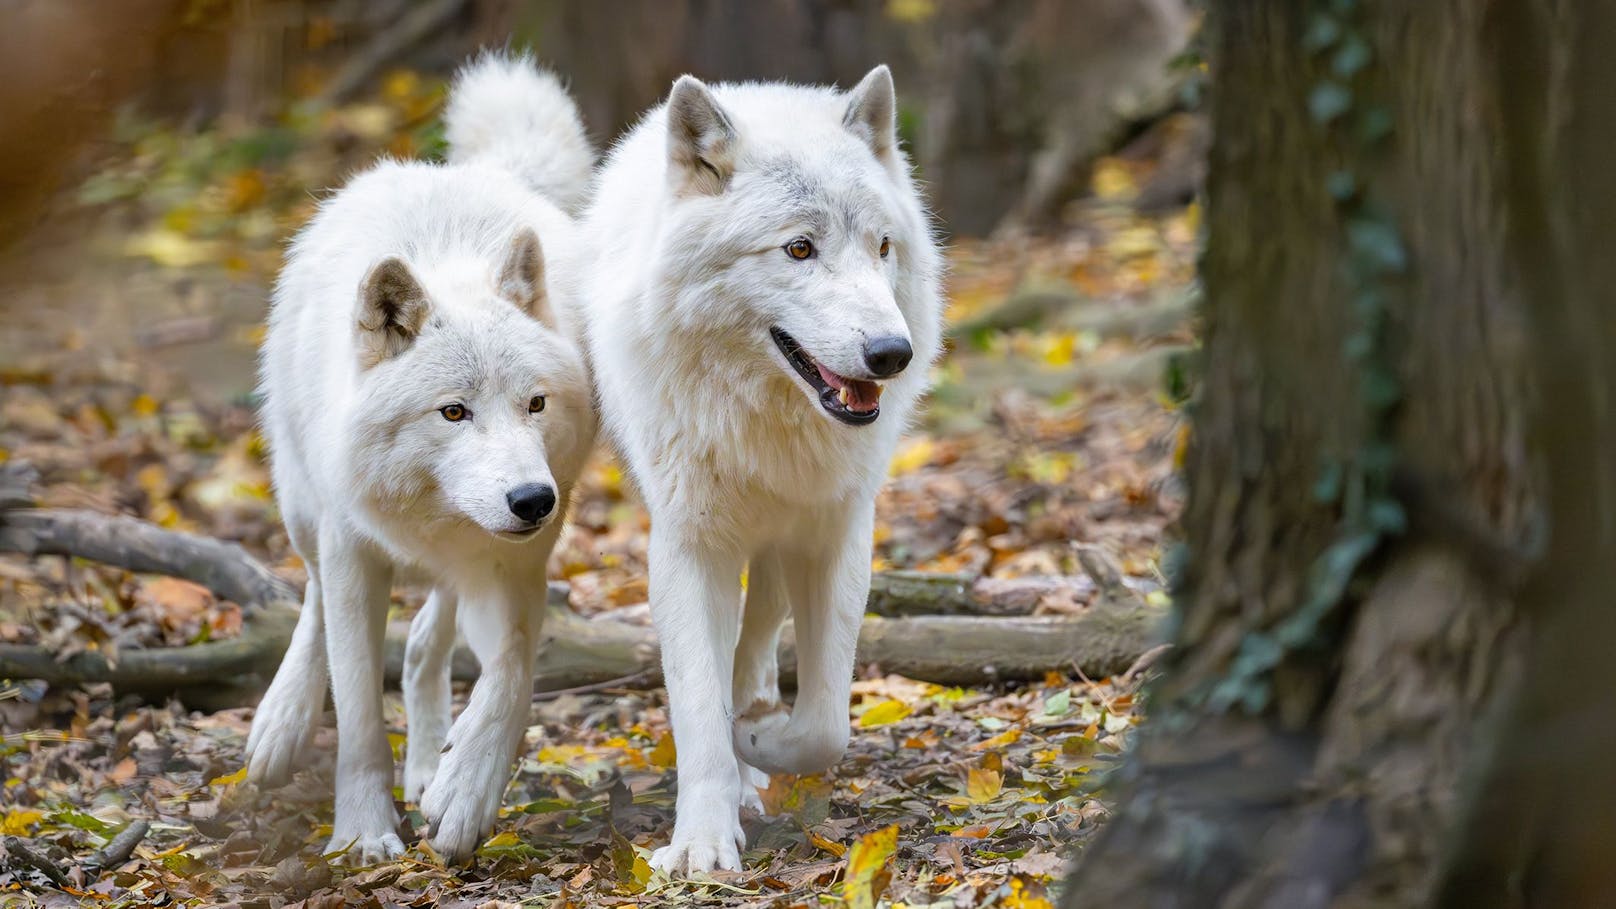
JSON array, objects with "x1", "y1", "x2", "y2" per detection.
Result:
[{"x1": 815, "y1": 363, "x2": 880, "y2": 412}]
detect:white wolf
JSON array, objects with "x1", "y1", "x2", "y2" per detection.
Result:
[
  {"x1": 244, "y1": 54, "x2": 597, "y2": 865},
  {"x1": 581, "y1": 66, "x2": 943, "y2": 873}
]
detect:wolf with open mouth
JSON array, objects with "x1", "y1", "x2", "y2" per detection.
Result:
[{"x1": 580, "y1": 65, "x2": 943, "y2": 873}]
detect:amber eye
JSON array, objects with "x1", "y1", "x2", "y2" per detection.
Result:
[
  {"x1": 784, "y1": 237, "x2": 815, "y2": 260},
  {"x1": 879, "y1": 236, "x2": 891, "y2": 259},
  {"x1": 528, "y1": 395, "x2": 546, "y2": 414},
  {"x1": 440, "y1": 404, "x2": 468, "y2": 422}
]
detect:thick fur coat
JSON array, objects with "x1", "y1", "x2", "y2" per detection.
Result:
[
  {"x1": 580, "y1": 66, "x2": 943, "y2": 873},
  {"x1": 245, "y1": 54, "x2": 597, "y2": 864}
]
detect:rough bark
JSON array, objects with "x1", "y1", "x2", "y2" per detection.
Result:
[{"x1": 1060, "y1": 2, "x2": 1583, "y2": 906}]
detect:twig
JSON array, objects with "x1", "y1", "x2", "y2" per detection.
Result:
[
  {"x1": 3, "y1": 836, "x2": 71, "y2": 890},
  {"x1": 85, "y1": 819, "x2": 149, "y2": 875},
  {"x1": 316, "y1": 0, "x2": 468, "y2": 105},
  {"x1": 1120, "y1": 643, "x2": 1173, "y2": 686},
  {"x1": 532, "y1": 670, "x2": 657, "y2": 703}
]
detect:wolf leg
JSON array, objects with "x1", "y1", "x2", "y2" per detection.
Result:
[
  {"x1": 421, "y1": 572, "x2": 543, "y2": 862},
  {"x1": 246, "y1": 573, "x2": 328, "y2": 788},
  {"x1": 734, "y1": 502, "x2": 871, "y2": 775},
  {"x1": 647, "y1": 525, "x2": 747, "y2": 875},
  {"x1": 731, "y1": 548, "x2": 790, "y2": 813},
  {"x1": 320, "y1": 524, "x2": 404, "y2": 865},
  {"x1": 403, "y1": 587, "x2": 459, "y2": 801}
]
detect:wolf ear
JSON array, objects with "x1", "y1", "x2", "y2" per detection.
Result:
[
  {"x1": 497, "y1": 228, "x2": 555, "y2": 328},
  {"x1": 357, "y1": 257, "x2": 429, "y2": 367},
  {"x1": 843, "y1": 65, "x2": 897, "y2": 162},
  {"x1": 666, "y1": 75, "x2": 737, "y2": 195}
]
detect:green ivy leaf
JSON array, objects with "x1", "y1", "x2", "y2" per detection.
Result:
[
  {"x1": 1309, "y1": 82, "x2": 1353, "y2": 124},
  {"x1": 1347, "y1": 218, "x2": 1408, "y2": 273},
  {"x1": 1304, "y1": 15, "x2": 1342, "y2": 52},
  {"x1": 1332, "y1": 36, "x2": 1372, "y2": 78}
]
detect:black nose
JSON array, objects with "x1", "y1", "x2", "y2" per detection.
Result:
[
  {"x1": 506, "y1": 483, "x2": 556, "y2": 525},
  {"x1": 863, "y1": 335, "x2": 913, "y2": 378}
]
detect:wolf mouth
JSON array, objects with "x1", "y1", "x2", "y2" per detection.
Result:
[{"x1": 770, "y1": 327, "x2": 882, "y2": 426}]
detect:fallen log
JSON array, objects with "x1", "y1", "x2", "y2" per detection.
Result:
[
  {"x1": 0, "y1": 504, "x2": 1165, "y2": 700},
  {"x1": 0, "y1": 507, "x2": 300, "y2": 707},
  {"x1": 380, "y1": 598, "x2": 1164, "y2": 691}
]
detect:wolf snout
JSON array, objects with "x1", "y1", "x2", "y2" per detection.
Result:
[
  {"x1": 862, "y1": 335, "x2": 912, "y2": 378},
  {"x1": 506, "y1": 483, "x2": 557, "y2": 525}
]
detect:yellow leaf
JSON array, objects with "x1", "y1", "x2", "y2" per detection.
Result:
[
  {"x1": 1092, "y1": 159, "x2": 1138, "y2": 201},
  {"x1": 970, "y1": 728, "x2": 1022, "y2": 751},
  {"x1": 809, "y1": 829, "x2": 847, "y2": 857},
  {"x1": 858, "y1": 698, "x2": 913, "y2": 728},
  {"x1": 966, "y1": 768, "x2": 1003, "y2": 803},
  {"x1": 1005, "y1": 877, "x2": 1057, "y2": 909},
  {"x1": 888, "y1": 436, "x2": 936, "y2": 476},
  {"x1": 844, "y1": 824, "x2": 899, "y2": 909},
  {"x1": 886, "y1": 0, "x2": 935, "y2": 24},
  {"x1": 123, "y1": 228, "x2": 218, "y2": 269},
  {"x1": 648, "y1": 732, "x2": 677, "y2": 769},
  {"x1": 1041, "y1": 332, "x2": 1077, "y2": 368},
  {"x1": 2, "y1": 809, "x2": 43, "y2": 836},
  {"x1": 209, "y1": 766, "x2": 247, "y2": 787},
  {"x1": 131, "y1": 394, "x2": 160, "y2": 418},
  {"x1": 481, "y1": 831, "x2": 520, "y2": 850}
]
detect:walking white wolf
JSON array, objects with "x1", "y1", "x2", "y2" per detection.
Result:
[
  {"x1": 244, "y1": 53, "x2": 597, "y2": 864},
  {"x1": 580, "y1": 66, "x2": 943, "y2": 873}
]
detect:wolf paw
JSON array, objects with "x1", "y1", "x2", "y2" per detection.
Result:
[
  {"x1": 649, "y1": 817, "x2": 745, "y2": 876},
  {"x1": 245, "y1": 690, "x2": 322, "y2": 789},
  {"x1": 401, "y1": 750, "x2": 439, "y2": 803},
  {"x1": 736, "y1": 760, "x2": 769, "y2": 815},
  {"x1": 326, "y1": 830, "x2": 405, "y2": 867},
  {"x1": 419, "y1": 755, "x2": 506, "y2": 863},
  {"x1": 735, "y1": 709, "x2": 848, "y2": 776}
]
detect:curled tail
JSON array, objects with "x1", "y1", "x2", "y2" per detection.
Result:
[{"x1": 445, "y1": 51, "x2": 594, "y2": 214}]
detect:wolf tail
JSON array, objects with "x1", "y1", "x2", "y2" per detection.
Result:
[{"x1": 445, "y1": 51, "x2": 594, "y2": 215}]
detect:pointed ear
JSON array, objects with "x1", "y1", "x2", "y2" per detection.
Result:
[
  {"x1": 666, "y1": 75, "x2": 737, "y2": 195},
  {"x1": 843, "y1": 64, "x2": 897, "y2": 161},
  {"x1": 497, "y1": 228, "x2": 554, "y2": 328},
  {"x1": 356, "y1": 257, "x2": 429, "y2": 367}
]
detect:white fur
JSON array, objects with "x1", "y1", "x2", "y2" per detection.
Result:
[
  {"x1": 579, "y1": 65, "x2": 943, "y2": 874},
  {"x1": 445, "y1": 51, "x2": 594, "y2": 216},
  {"x1": 245, "y1": 54, "x2": 597, "y2": 865}
]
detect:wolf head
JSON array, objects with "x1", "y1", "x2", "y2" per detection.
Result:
[
  {"x1": 652, "y1": 65, "x2": 940, "y2": 428},
  {"x1": 347, "y1": 229, "x2": 591, "y2": 540}
]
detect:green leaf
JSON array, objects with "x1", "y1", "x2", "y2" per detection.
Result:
[
  {"x1": 1358, "y1": 106, "x2": 1395, "y2": 143},
  {"x1": 1313, "y1": 462, "x2": 1345, "y2": 503},
  {"x1": 1303, "y1": 15, "x2": 1342, "y2": 52},
  {"x1": 1044, "y1": 689, "x2": 1072, "y2": 716},
  {"x1": 1347, "y1": 218, "x2": 1408, "y2": 273},
  {"x1": 1309, "y1": 82, "x2": 1353, "y2": 124},
  {"x1": 1368, "y1": 499, "x2": 1408, "y2": 534},
  {"x1": 1332, "y1": 37, "x2": 1372, "y2": 78},
  {"x1": 1326, "y1": 170, "x2": 1357, "y2": 201}
]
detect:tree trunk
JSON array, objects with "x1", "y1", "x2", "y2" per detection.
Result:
[{"x1": 1063, "y1": 2, "x2": 1616, "y2": 906}]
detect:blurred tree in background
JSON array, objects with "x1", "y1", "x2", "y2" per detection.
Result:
[{"x1": 0, "y1": 0, "x2": 1195, "y2": 243}]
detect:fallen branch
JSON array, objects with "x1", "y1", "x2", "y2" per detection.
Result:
[
  {"x1": 0, "y1": 504, "x2": 1165, "y2": 698},
  {"x1": 85, "y1": 820, "x2": 149, "y2": 875},
  {"x1": 316, "y1": 0, "x2": 468, "y2": 105},
  {"x1": 2, "y1": 836, "x2": 71, "y2": 890},
  {"x1": 0, "y1": 508, "x2": 299, "y2": 706}
]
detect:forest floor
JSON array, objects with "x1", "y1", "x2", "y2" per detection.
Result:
[{"x1": 0, "y1": 72, "x2": 1198, "y2": 907}]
